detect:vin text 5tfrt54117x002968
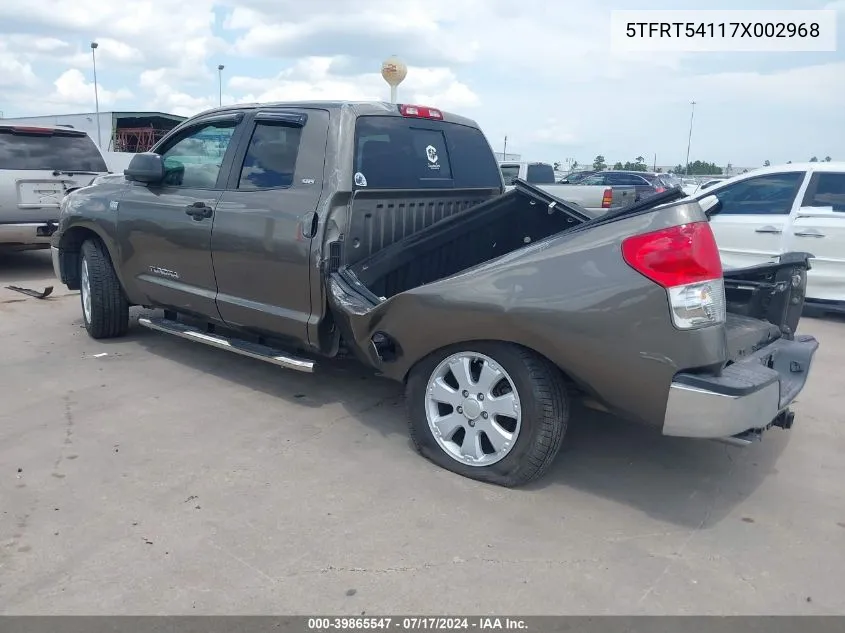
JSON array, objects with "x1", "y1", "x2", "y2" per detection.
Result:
[{"x1": 51, "y1": 101, "x2": 818, "y2": 486}]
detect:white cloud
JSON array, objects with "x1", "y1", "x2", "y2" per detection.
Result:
[
  {"x1": 0, "y1": 51, "x2": 38, "y2": 89},
  {"x1": 229, "y1": 57, "x2": 479, "y2": 112},
  {"x1": 51, "y1": 69, "x2": 133, "y2": 107},
  {"x1": 0, "y1": 0, "x2": 841, "y2": 166}
]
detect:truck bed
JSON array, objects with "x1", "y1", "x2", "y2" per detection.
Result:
[{"x1": 344, "y1": 183, "x2": 589, "y2": 299}]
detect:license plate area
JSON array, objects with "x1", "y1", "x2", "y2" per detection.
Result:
[{"x1": 16, "y1": 179, "x2": 71, "y2": 209}]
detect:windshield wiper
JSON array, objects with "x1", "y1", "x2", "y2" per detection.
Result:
[{"x1": 52, "y1": 170, "x2": 101, "y2": 177}]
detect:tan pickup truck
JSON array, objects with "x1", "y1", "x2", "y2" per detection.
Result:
[{"x1": 499, "y1": 161, "x2": 636, "y2": 214}]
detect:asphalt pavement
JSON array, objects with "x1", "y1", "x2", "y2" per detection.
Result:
[{"x1": 1, "y1": 249, "x2": 844, "y2": 615}]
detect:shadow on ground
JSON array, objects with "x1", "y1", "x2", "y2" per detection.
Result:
[
  {"x1": 101, "y1": 309, "x2": 801, "y2": 531},
  {"x1": 0, "y1": 250, "x2": 54, "y2": 285}
]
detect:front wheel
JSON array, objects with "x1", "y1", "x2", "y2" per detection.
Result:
[
  {"x1": 80, "y1": 239, "x2": 129, "y2": 339},
  {"x1": 405, "y1": 342, "x2": 569, "y2": 487}
]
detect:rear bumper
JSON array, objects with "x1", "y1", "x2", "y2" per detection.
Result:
[
  {"x1": 0, "y1": 222, "x2": 56, "y2": 247},
  {"x1": 663, "y1": 334, "x2": 819, "y2": 440}
]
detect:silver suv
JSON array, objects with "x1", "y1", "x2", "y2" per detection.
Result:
[{"x1": 0, "y1": 124, "x2": 109, "y2": 250}]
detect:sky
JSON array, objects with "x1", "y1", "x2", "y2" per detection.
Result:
[{"x1": 1, "y1": 0, "x2": 843, "y2": 168}]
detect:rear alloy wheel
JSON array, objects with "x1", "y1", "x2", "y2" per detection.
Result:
[
  {"x1": 80, "y1": 239, "x2": 130, "y2": 339},
  {"x1": 406, "y1": 342, "x2": 569, "y2": 487}
]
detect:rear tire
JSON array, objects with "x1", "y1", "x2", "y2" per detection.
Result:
[
  {"x1": 80, "y1": 239, "x2": 129, "y2": 339},
  {"x1": 405, "y1": 342, "x2": 569, "y2": 487}
]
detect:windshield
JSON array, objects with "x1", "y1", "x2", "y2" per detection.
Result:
[
  {"x1": 353, "y1": 116, "x2": 502, "y2": 189},
  {"x1": 0, "y1": 128, "x2": 107, "y2": 172}
]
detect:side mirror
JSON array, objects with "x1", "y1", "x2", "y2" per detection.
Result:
[
  {"x1": 699, "y1": 194, "x2": 721, "y2": 216},
  {"x1": 124, "y1": 152, "x2": 165, "y2": 184}
]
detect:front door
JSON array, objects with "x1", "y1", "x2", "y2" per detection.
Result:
[
  {"x1": 786, "y1": 170, "x2": 845, "y2": 302},
  {"x1": 116, "y1": 114, "x2": 244, "y2": 317},
  {"x1": 704, "y1": 171, "x2": 807, "y2": 270},
  {"x1": 210, "y1": 109, "x2": 330, "y2": 344}
]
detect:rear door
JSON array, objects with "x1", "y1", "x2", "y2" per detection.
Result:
[
  {"x1": 0, "y1": 126, "x2": 107, "y2": 223},
  {"x1": 704, "y1": 171, "x2": 807, "y2": 269},
  {"x1": 211, "y1": 109, "x2": 330, "y2": 343},
  {"x1": 786, "y1": 169, "x2": 845, "y2": 302}
]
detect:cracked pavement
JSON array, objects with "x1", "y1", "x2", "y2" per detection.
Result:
[{"x1": 1, "y1": 250, "x2": 845, "y2": 615}]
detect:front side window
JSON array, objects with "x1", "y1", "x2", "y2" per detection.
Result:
[
  {"x1": 802, "y1": 172, "x2": 845, "y2": 212},
  {"x1": 712, "y1": 172, "x2": 804, "y2": 215},
  {"x1": 159, "y1": 122, "x2": 237, "y2": 188},
  {"x1": 581, "y1": 174, "x2": 606, "y2": 185},
  {"x1": 238, "y1": 123, "x2": 303, "y2": 190}
]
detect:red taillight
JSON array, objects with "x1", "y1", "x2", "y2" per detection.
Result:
[
  {"x1": 399, "y1": 104, "x2": 443, "y2": 120},
  {"x1": 601, "y1": 187, "x2": 613, "y2": 208},
  {"x1": 654, "y1": 186, "x2": 666, "y2": 193},
  {"x1": 621, "y1": 222, "x2": 722, "y2": 288}
]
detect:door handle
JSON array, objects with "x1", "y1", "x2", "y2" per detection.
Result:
[
  {"x1": 754, "y1": 225, "x2": 782, "y2": 234},
  {"x1": 185, "y1": 202, "x2": 213, "y2": 220},
  {"x1": 794, "y1": 229, "x2": 825, "y2": 238}
]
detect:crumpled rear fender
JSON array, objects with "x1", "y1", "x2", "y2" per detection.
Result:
[{"x1": 327, "y1": 206, "x2": 731, "y2": 428}]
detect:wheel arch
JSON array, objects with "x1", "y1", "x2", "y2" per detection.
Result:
[
  {"x1": 401, "y1": 338, "x2": 579, "y2": 392},
  {"x1": 58, "y1": 224, "x2": 123, "y2": 292}
]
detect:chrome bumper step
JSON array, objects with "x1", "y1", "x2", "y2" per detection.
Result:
[{"x1": 137, "y1": 316, "x2": 315, "y2": 373}]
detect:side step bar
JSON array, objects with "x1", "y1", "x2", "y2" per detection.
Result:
[{"x1": 137, "y1": 316, "x2": 315, "y2": 373}]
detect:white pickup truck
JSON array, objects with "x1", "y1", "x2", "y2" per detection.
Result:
[
  {"x1": 499, "y1": 161, "x2": 636, "y2": 213},
  {"x1": 688, "y1": 162, "x2": 845, "y2": 313}
]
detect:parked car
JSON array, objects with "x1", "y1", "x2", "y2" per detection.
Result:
[
  {"x1": 558, "y1": 170, "x2": 595, "y2": 184},
  {"x1": 580, "y1": 170, "x2": 679, "y2": 201},
  {"x1": 501, "y1": 162, "x2": 635, "y2": 212},
  {"x1": 535, "y1": 181, "x2": 637, "y2": 214},
  {"x1": 0, "y1": 124, "x2": 109, "y2": 250},
  {"x1": 688, "y1": 162, "x2": 845, "y2": 313},
  {"x1": 52, "y1": 101, "x2": 818, "y2": 487},
  {"x1": 499, "y1": 161, "x2": 556, "y2": 186}
]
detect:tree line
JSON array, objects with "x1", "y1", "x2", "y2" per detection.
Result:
[{"x1": 553, "y1": 155, "x2": 836, "y2": 175}]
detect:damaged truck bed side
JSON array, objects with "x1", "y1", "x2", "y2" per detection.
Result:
[{"x1": 51, "y1": 101, "x2": 819, "y2": 487}]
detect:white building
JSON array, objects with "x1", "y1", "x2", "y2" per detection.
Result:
[{"x1": 0, "y1": 110, "x2": 185, "y2": 153}]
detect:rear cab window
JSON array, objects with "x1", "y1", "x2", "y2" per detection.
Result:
[
  {"x1": 0, "y1": 127, "x2": 107, "y2": 172},
  {"x1": 353, "y1": 116, "x2": 502, "y2": 190},
  {"x1": 500, "y1": 164, "x2": 520, "y2": 185},
  {"x1": 525, "y1": 163, "x2": 555, "y2": 184}
]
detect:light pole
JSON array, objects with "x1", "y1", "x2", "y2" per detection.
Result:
[
  {"x1": 381, "y1": 55, "x2": 407, "y2": 104},
  {"x1": 217, "y1": 64, "x2": 225, "y2": 107},
  {"x1": 90, "y1": 41, "x2": 102, "y2": 148},
  {"x1": 685, "y1": 100, "x2": 696, "y2": 176}
]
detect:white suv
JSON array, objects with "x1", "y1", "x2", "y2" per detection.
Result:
[{"x1": 0, "y1": 124, "x2": 109, "y2": 250}]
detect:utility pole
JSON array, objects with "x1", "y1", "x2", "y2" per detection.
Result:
[
  {"x1": 503, "y1": 135, "x2": 508, "y2": 159},
  {"x1": 217, "y1": 65, "x2": 225, "y2": 107},
  {"x1": 685, "y1": 100, "x2": 696, "y2": 176},
  {"x1": 91, "y1": 42, "x2": 102, "y2": 148}
]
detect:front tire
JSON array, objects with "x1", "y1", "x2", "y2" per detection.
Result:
[
  {"x1": 80, "y1": 239, "x2": 129, "y2": 339},
  {"x1": 405, "y1": 342, "x2": 569, "y2": 487}
]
